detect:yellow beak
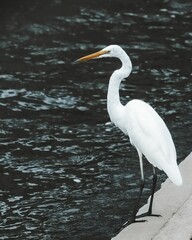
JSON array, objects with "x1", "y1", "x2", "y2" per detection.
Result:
[{"x1": 75, "y1": 50, "x2": 109, "y2": 62}]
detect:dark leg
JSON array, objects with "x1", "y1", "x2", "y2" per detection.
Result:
[
  {"x1": 117, "y1": 149, "x2": 146, "y2": 233},
  {"x1": 137, "y1": 166, "x2": 161, "y2": 218},
  {"x1": 117, "y1": 179, "x2": 146, "y2": 233},
  {"x1": 130, "y1": 179, "x2": 145, "y2": 222},
  {"x1": 147, "y1": 167, "x2": 157, "y2": 215}
]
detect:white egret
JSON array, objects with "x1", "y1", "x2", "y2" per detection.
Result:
[{"x1": 76, "y1": 45, "x2": 182, "y2": 229}]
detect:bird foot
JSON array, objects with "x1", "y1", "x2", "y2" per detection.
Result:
[
  {"x1": 136, "y1": 212, "x2": 162, "y2": 219},
  {"x1": 117, "y1": 218, "x2": 147, "y2": 233}
]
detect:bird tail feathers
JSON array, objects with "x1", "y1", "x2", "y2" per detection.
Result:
[{"x1": 165, "y1": 165, "x2": 182, "y2": 186}]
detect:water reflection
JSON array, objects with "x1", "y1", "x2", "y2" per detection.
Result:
[{"x1": 0, "y1": 0, "x2": 192, "y2": 239}]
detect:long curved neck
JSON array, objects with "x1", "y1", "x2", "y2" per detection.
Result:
[{"x1": 107, "y1": 52, "x2": 132, "y2": 127}]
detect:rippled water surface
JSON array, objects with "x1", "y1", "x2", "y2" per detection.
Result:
[{"x1": 0, "y1": 1, "x2": 192, "y2": 239}]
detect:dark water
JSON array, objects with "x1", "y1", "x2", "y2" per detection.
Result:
[{"x1": 0, "y1": 0, "x2": 192, "y2": 239}]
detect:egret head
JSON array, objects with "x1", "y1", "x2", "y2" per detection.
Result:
[{"x1": 75, "y1": 45, "x2": 124, "y2": 63}]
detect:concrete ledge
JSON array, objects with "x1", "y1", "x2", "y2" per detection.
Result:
[{"x1": 112, "y1": 152, "x2": 192, "y2": 240}]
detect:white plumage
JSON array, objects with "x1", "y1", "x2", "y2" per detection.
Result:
[{"x1": 101, "y1": 45, "x2": 182, "y2": 186}]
